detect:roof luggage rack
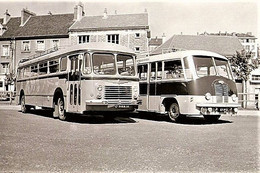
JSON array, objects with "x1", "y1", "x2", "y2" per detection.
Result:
[{"x1": 19, "y1": 46, "x2": 59, "y2": 64}]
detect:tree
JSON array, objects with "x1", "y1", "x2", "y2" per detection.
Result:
[{"x1": 229, "y1": 50, "x2": 258, "y2": 108}]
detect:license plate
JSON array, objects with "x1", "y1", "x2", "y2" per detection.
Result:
[{"x1": 117, "y1": 105, "x2": 130, "y2": 108}]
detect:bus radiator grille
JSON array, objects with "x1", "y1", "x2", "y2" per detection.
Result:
[
  {"x1": 214, "y1": 83, "x2": 228, "y2": 103},
  {"x1": 105, "y1": 86, "x2": 132, "y2": 100}
]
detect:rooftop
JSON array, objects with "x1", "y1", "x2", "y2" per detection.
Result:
[
  {"x1": 70, "y1": 13, "x2": 149, "y2": 31},
  {"x1": 151, "y1": 35, "x2": 244, "y2": 56}
]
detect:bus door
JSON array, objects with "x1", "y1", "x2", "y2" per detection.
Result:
[
  {"x1": 138, "y1": 64, "x2": 149, "y2": 110},
  {"x1": 148, "y1": 62, "x2": 162, "y2": 111},
  {"x1": 67, "y1": 54, "x2": 82, "y2": 113}
]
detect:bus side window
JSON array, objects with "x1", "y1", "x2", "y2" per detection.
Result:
[
  {"x1": 39, "y1": 62, "x2": 48, "y2": 75},
  {"x1": 49, "y1": 58, "x2": 59, "y2": 73},
  {"x1": 150, "y1": 62, "x2": 156, "y2": 80},
  {"x1": 164, "y1": 60, "x2": 184, "y2": 79},
  {"x1": 24, "y1": 66, "x2": 31, "y2": 78},
  {"x1": 31, "y1": 64, "x2": 38, "y2": 76},
  {"x1": 60, "y1": 57, "x2": 67, "y2": 72},
  {"x1": 157, "y1": 62, "x2": 162, "y2": 80},
  {"x1": 138, "y1": 64, "x2": 148, "y2": 80}
]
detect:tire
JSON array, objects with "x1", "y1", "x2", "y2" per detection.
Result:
[
  {"x1": 168, "y1": 102, "x2": 185, "y2": 122},
  {"x1": 21, "y1": 95, "x2": 30, "y2": 113},
  {"x1": 57, "y1": 97, "x2": 67, "y2": 121},
  {"x1": 203, "y1": 115, "x2": 221, "y2": 122}
]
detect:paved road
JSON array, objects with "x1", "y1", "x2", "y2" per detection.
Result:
[{"x1": 0, "y1": 109, "x2": 259, "y2": 172}]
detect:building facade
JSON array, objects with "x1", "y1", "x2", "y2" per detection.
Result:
[{"x1": 69, "y1": 7, "x2": 150, "y2": 54}]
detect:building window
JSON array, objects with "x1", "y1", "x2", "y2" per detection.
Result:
[
  {"x1": 36, "y1": 40, "x2": 45, "y2": 51},
  {"x1": 135, "y1": 47, "x2": 140, "y2": 53},
  {"x1": 107, "y1": 34, "x2": 119, "y2": 44},
  {"x1": 135, "y1": 33, "x2": 140, "y2": 38},
  {"x1": 2, "y1": 63, "x2": 9, "y2": 73},
  {"x1": 22, "y1": 41, "x2": 30, "y2": 52},
  {"x1": 2, "y1": 45, "x2": 10, "y2": 56},
  {"x1": 252, "y1": 75, "x2": 260, "y2": 81},
  {"x1": 78, "y1": 35, "x2": 90, "y2": 44},
  {"x1": 52, "y1": 40, "x2": 60, "y2": 49}
]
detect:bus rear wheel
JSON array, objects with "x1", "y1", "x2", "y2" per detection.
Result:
[
  {"x1": 168, "y1": 102, "x2": 185, "y2": 122},
  {"x1": 203, "y1": 115, "x2": 221, "y2": 122},
  {"x1": 57, "y1": 97, "x2": 67, "y2": 121}
]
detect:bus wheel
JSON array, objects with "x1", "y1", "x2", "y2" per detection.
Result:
[
  {"x1": 21, "y1": 95, "x2": 30, "y2": 113},
  {"x1": 168, "y1": 102, "x2": 184, "y2": 122},
  {"x1": 57, "y1": 97, "x2": 67, "y2": 121},
  {"x1": 203, "y1": 115, "x2": 221, "y2": 122}
]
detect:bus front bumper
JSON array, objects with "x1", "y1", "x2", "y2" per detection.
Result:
[
  {"x1": 85, "y1": 100, "x2": 141, "y2": 112},
  {"x1": 196, "y1": 103, "x2": 240, "y2": 115}
]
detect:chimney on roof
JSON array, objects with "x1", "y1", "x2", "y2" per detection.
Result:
[
  {"x1": 162, "y1": 33, "x2": 166, "y2": 43},
  {"x1": 103, "y1": 8, "x2": 108, "y2": 19},
  {"x1": 3, "y1": 10, "x2": 11, "y2": 25},
  {"x1": 74, "y1": 2, "x2": 84, "y2": 21},
  {"x1": 247, "y1": 32, "x2": 252, "y2": 36},
  {"x1": 21, "y1": 8, "x2": 36, "y2": 26}
]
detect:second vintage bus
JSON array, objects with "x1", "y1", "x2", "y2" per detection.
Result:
[{"x1": 137, "y1": 50, "x2": 240, "y2": 122}]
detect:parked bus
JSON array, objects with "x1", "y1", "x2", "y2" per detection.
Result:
[
  {"x1": 137, "y1": 50, "x2": 240, "y2": 122},
  {"x1": 16, "y1": 42, "x2": 140, "y2": 120}
]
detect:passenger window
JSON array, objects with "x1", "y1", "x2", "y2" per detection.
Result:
[
  {"x1": 60, "y1": 57, "x2": 67, "y2": 72},
  {"x1": 157, "y1": 62, "x2": 162, "y2": 80},
  {"x1": 138, "y1": 64, "x2": 148, "y2": 80},
  {"x1": 164, "y1": 60, "x2": 184, "y2": 79},
  {"x1": 31, "y1": 64, "x2": 38, "y2": 76},
  {"x1": 49, "y1": 58, "x2": 59, "y2": 73},
  {"x1": 39, "y1": 62, "x2": 48, "y2": 75},
  {"x1": 24, "y1": 66, "x2": 31, "y2": 78},
  {"x1": 150, "y1": 62, "x2": 156, "y2": 80}
]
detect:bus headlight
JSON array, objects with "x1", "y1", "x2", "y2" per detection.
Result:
[
  {"x1": 97, "y1": 85, "x2": 102, "y2": 91},
  {"x1": 205, "y1": 93, "x2": 211, "y2": 100},
  {"x1": 231, "y1": 94, "x2": 237, "y2": 102}
]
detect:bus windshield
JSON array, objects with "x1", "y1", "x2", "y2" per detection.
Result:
[
  {"x1": 193, "y1": 56, "x2": 232, "y2": 79},
  {"x1": 93, "y1": 53, "x2": 116, "y2": 75},
  {"x1": 117, "y1": 54, "x2": 135, "y2": 76}
]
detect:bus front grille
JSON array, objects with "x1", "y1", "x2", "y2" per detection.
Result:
[
  {"x1": 105, "y1": 86, "x2": 132, "y2": 100},
  {"x1": 215, "y1": 83, "x2": 228, "y2": 103}
]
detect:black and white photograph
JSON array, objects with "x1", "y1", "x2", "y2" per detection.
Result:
[{"x1": 0, "y1": 0, "x2": 259, "y2": 172}]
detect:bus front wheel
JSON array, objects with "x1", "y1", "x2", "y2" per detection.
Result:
[
  {"x1": 57, "y1": 97, "x2": 67, "y2": 121},
  {"x1": 168, "y1": 102, "x2": 185, "y2": 122}
]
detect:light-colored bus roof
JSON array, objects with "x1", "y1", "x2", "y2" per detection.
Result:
[
  {"x1": 19, "y1": 42, "x2": 135, "y2": 67},
  {"x1": 137, "y1": 50, "x2": 228, "y2": 64}
]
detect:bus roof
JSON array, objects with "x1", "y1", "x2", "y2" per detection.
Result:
[
  {"x1": 137, "y1": 50, "x2": 228, "y2": 64},
  {"x1": 18, "y1": 42, "x2": 135, "y2": 67}
]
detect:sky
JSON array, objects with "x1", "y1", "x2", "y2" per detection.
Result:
[{"x1": 0, "y1": 0, "x2": 259, "y2": 43}]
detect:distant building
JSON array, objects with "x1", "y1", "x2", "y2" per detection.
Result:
[
  {"x1": 148, "y1": 37, "x2": 163, "y2": 52},
  {"x1": 151, "y1": 34, "x2": 243, "y2": 57},
  {"x1": 200, "y1": 32, "x2": 258, "y2": 59},
  {"x1": 69, "y1": 8, "x2": 150, "y2": 54}
]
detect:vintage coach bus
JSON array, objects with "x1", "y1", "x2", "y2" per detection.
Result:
[
  {"x1": 137, "y1": 50, "x2": 240, "y2": 122},
  {"x1": 16, "y1": 42, "x2": 140, "y2": 120}
]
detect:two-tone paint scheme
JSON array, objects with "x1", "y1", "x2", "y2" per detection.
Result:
[
  {"x1": 16, "y1": 42, "x2": 140, "y2": 120},
  {"x1": 137, "y1": 50, "x2": 240, "y2": 122}
]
